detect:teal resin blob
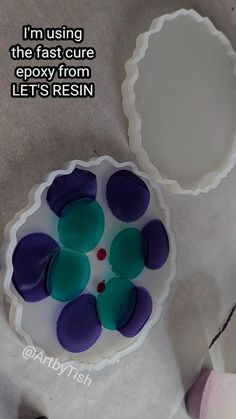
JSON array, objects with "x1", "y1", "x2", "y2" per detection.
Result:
[
  {"x1": 109, "y1": 228, "x2": 145, "y2": 279},
  {"x1": 47, "y1": 248, "x2": 90, "y2": 301},
  {"x1": 97, "y1": 277, "x2": 135, "y2": 330},
  {"x1": 58, "y1": 199, "x2": 105, "y2": 253}
]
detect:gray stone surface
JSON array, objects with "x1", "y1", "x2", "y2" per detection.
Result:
[{"x1": 0, "y1": 1, "x2": 236, "y2": 418}]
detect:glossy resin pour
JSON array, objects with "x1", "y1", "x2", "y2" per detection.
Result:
[{"x1": 1, "y1": 157, "x2": 176, "y2": 370}]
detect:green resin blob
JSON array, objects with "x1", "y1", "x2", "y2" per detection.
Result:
[
  {"x1": 97, "y1": 277, "x2": 135, "y2": 330},
  {"x1": 109, "y1": 228, "x2": 145, "y2": 279},
  {"x1": 47, "y1": 248, "x2": 90, "y2": 301},
  {"x1": 58, "y1": 199, "x2": 105, "y2": 253}
]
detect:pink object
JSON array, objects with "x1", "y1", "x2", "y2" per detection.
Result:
[{"x1": 186, "y1": 369, "x2": 236, "y2": 419}]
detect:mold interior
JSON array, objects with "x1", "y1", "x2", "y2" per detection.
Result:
[{"x1": 134, "y1": 15, "x2": 236, "y2": 189}]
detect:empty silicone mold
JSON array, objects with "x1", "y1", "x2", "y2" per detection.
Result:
[
  {"x1": 122, "y1": 9, "x2": 236, "y2": 194},
  {"x1": 1, "y1": 157, "x2": 176, "y2": 370}
]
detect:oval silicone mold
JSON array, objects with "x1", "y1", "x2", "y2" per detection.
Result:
[
  {"x1": 0, "y1": 156, "x2": 176, "y2": 371},
  {"x1": 122, "y1": 9, "x2": 236, "y2": 194}
]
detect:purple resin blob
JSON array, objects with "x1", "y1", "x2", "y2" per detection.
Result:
[
  {"x1": 118, "y1": 286, "x2": 152, "y2": 338},
  {"x1": 12, "y1": 233, "x2": 59, "y2": 302},
  {"x1": 47, "y1": 169, "x2": 97, "y2": 217},
  {"x1": 142, "y1": 219, "x2": 169, "y2": 269},
  {"x1": 57, "y1": 294, "x2": 102, "y2": 352},
  {"x1": 106, "y1": 170, "x2": 150, "y2": 222}
]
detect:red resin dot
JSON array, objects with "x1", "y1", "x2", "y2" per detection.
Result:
[
  {"x1": 97, "y1": 248, "x2": 106, "y2": 261},
  {"x1": 97, "y1": 281, "x2": 105, "y2": 293}
]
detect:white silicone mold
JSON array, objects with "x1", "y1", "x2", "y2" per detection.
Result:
[
  {"x1": 0, "y1": 156, "x2": 176, "y2": 371},
  {"x1": 122, "y1": 9, "x2": 236, "y2": 194}
]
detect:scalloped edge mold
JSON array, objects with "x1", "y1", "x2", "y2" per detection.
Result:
[
  {"x1": 0, "y1": 156, "x2": 176, "y2": 371},
  {"x1": 121, "y1": 9, "x2": 236, "y2": 195}
]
